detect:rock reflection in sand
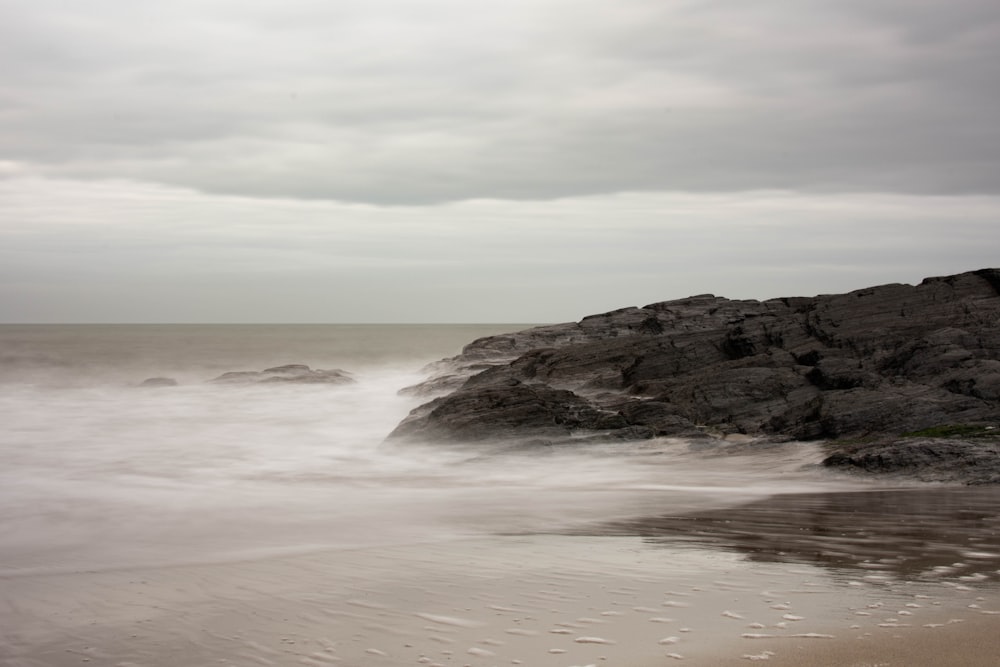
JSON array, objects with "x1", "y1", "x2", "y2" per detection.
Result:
[{"x1": 592, "y1": 487, "x2": 1000, "y2": 583}]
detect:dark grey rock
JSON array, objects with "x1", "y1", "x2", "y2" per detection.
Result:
[
  {"x1": 139, "y1": 377, "x2": 178, "y2": 387},
  {"x1": 389, "y1": 269, "x2": 1000, "y2": 483},
  {"x1": 609, "y1": 399, "x2": 707, "y2": 438},
  {"x1": 209, "y1": 364, "x2": 355, "y2": 385},
  {"x1": 390, "y1": 380, "x2": 645, "y2": 443},
  {"x1": 262, "y1": 364, "x2": 312, "y2": 374},
  {"x1": 823, "y1": 437, "x2": 1000, "y2": 484}
]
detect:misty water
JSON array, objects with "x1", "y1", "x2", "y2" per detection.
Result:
[{"x1": 1, "y1": 325, "x2": 999, "y2": 584}]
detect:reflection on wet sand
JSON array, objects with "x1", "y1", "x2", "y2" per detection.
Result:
[{"x1": 590, "y1": 486, "x2": 1000, "y2": 583}]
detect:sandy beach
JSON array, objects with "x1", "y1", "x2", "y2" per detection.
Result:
[{"x1": 3, "y1": 524, "x2": 999, "y2": 667}]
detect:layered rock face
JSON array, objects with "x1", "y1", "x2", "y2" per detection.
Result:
[{"x1": 389, "y1": 270, "x2": 1000, "y2": 457}]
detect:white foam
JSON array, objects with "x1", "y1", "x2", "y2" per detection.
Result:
[{"x1": 417, "y1": 613, "x2": 484, "y2": 628}]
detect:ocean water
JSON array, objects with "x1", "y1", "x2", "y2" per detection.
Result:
[{"x1": 0, "y1": 324, "x2": 986, "y2": 580}]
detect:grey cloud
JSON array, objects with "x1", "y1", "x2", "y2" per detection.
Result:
[{"x1": 1, "y1": 0, "x2": 999, "y2": 204}]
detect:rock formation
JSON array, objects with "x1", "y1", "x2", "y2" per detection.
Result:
[
  {"x1": 389, "y1": 269, "x2": 1000, "y2": 483},
  {"x1": 139, "y1": 376, "x2": 179, "y2": 387},
  {"x1": 209, "y1": 364, "x2": 355, "y2": 385}
]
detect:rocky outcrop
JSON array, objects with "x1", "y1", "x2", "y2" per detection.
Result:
[
  {"x1": 209, "y1": 364, "x2": 355, "y2": 385},
  {"x1": 389, "y1": 269, "x2": 1000, "y2": 481}
]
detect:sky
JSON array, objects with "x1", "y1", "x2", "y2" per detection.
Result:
[{"x1": 1, "y1": 0, "x2": 999, "y2": 323}]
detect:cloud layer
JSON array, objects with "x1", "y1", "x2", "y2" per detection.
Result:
[
  {"x1": 3, "y1": 0, "x2": 999, "y2": 203},
  {"x1": 2, "y1": 178, "x2": 997, "y2": 322},
  {"x1": 2, "y1": 1, "x2": 998, "y2": 321}
]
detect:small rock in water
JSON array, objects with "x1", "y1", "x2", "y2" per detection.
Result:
[
  {"x1": 139, "y1": 377, "x2": 178, "y2": 387},
  {"x1": 209, "y1": 364, "x2": 355, "y2": 385},
  {"x1": 263, "y1": 364, "x2": 311, "y2": 374}
]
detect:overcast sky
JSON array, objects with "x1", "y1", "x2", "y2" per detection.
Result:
[{"x1": 2, "y1": 0, "x2": 998, "y2": 322}]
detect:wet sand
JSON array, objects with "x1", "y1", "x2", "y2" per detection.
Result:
[
  {"x1": 723, "y1": 615, "x2": 1000, "y2": 667},
  {"x1": 2, "y1": 529, "x2": 999, "y2": 667},
  {"x1": 4, "y1": 486, "x2": 1000, "y2": 666}
]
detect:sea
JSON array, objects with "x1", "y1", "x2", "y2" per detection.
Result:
[{"x1": 1, "y1": 324, "x2": 999, "y2": 582}]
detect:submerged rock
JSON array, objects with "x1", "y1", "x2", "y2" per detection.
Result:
[
  {"x1": 209, "y1": 364, "x2": 355, "y2": 385},
  {"x1": 389, "y1": 269, "x2": 1000, "y2": 482},
  {"x1": 139, "y1": 377, "x2": 178, "y2": 387}
]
